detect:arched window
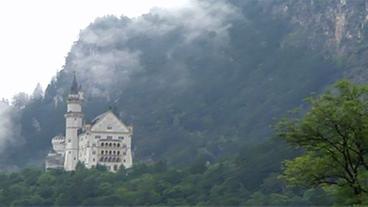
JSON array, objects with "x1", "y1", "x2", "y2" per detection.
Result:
[
  {"x1": 117, "y1": 151, "x2": 120, "y2": 155},
  {"x1": 100, "y1": 157, "x2": 103, "y2": 162},
  {"x1": 101, "y1": 143, "x2": 104, "y2": 147},
  {"x1": 113, "y1": 143, "x2": 116, "y2": 147},
  {"x1": 101, "y1": 151, "x2": 104, "y2": 155},
  {"x1": 117, "y1": 143, "x2": 120, "y2": 147},
  {"x1": 109, "y1": 143, "x2": 112, "y2": 147},
  {"x1": 109, "y1": 151, "x2": 112, "y2": 155},
  {"x1": 113, "y1": 151, "x2": 116, "y2": 155}
]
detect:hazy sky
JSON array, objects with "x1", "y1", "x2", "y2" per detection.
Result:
[{"x1": 0, "y1": 0, "x2": 189, "y2": 100}]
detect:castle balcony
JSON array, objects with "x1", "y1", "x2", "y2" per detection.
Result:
[{"x1": 99, "y1": 155, "x2": 123, "y2": 163}]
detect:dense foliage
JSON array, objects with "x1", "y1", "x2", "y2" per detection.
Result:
[
  {"x1": 0, "y1": 140, "x2": 332, "y2": 206},
  {"x1": 0, "y1": 0, "x2": 343, "y2": 169},
  {"x1": 1, "y1": 0, "x2": 368, "y2": 205},
  {"x1": 4, "y1": 81, "x2": 368, "y2": 206},
  {"x1": 278, "y1": 80, "x2": 368, "y2": 204}
]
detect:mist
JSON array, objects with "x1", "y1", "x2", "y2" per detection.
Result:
[
  {"x1": 64, "y1": 0, "x2": 241, "y2": 97},
  {"x1": 0, "y1": 101, "x2": 22, "y2": 154}
]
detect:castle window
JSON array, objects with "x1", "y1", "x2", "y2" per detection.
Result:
[
  {"x1": 93, "y1": 158, "x2": 95, "y2": 162},
  {"x1": 101, "y1": 151, "x2": 104, "y2": 155},
  {"x1": 100, "y1": 157, "x2": 103, "y2": 162},
  {"x1": 117, "y1": 143, "x2": 120, "y2": 147},
  {"x1": 117, "y1": 151, "x2": 120, "y2": 155},
  {"x1": 113, "y1": 151, "x2": 116, "y2": 155},
  {"x1": 113, "y1": 143, "x2": 116, "y2": 147},
  {"x1": 109, "y1": 151, "x2": 112, "y2": 155},
  {"x1": 118, "y1": 136, "x2": 124, "y2": 140},
  {"x1": 92, "y1": 151, "x2": 96, "y2": 155},
  {"x1": 123, "y1": 159, "x2": 126, "y2": 163},
  {"x1": 101, "y1": 143, "x2": 104, "y2": 147},
  {"x1": 123, "y1": 152, "x2": 127, "y2": 156},
  {"x1": 109, "y1": 143, "x2": 112, "y2": 147},
  {"x1": 107, "y1": 126, "x2": 112, "y2": 130},
  {"x1": 113, "y1": 165, "x2": 118, "y2": 171},
  {"x1": 107, "y1": 136, "x2": 113, "y2": 140},
  {"x1": 95, "y1": 135, "x2": 101, "y2": 139}
]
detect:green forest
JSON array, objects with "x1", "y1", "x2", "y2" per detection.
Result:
[
  {"x1": 2, "y1": 80, "x2": 368, "y2": 205},
  {"x1": 1, "y1": 0, "x2": 368, "y2": 205}
]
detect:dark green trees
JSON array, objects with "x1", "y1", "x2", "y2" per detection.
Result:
[{"x1": 278, "y1": 80, "x2": 368, "y2": 204}]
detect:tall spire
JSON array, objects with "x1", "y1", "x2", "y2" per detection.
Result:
[{"x1": 70, "y1": 71, "x2": 79, "y2": 94}]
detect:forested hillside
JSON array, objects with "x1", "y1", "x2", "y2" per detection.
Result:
[
  {"x1": 0, "y1": 141, "x2": 326, "y2": 206},
  {"x1": 3, "y1": 80, "x2": 368, "y2": 205},
  {"x1": 1, "y1": 0, "x2": 368, "y2": 205},
  {"x1": 1, "y1": 0, "x2": 349, "y2": 168}
]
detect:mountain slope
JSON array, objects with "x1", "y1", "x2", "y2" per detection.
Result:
[{"x1": 2, "y1": 0, "x2": 365, "y2": 168}]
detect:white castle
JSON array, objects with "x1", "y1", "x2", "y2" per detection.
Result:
[{"x1": 45, "y1": 75, "x2": 133, "y2": 172}]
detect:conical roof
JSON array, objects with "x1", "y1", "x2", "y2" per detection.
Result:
[{"x1": 70, "y1": 72, "x2": 79, "y2": 94}]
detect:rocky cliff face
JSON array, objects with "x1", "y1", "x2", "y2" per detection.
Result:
[
  {"x1": 273, "y1": 0, "x2": 368, "y2": 55},
  {"x1": 258, "y1": 0, "x2": 368, "y2": 83}
]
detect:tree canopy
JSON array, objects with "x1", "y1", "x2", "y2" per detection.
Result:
[{"x1": 278, "y1": 80, "x2": 368, "y2": 204}]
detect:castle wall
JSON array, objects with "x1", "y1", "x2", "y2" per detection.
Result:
[{"x1": 78, "y1": 130, "x2": 133, "y2": 172}]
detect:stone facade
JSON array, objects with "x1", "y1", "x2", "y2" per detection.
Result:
[{"x1": 45, "y1": 75, "x2": 133, "y2": 172}]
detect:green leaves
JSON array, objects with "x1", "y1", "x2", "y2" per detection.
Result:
[{"x1": 278, "y1": 80, "x2": 368, "y2": 204}]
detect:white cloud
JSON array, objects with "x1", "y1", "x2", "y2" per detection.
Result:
[
  {"x1": 0, "y1": 0, "x2": 189, "y2": 100},
  {"x1": 0, "y1": 102, "x2": 21, "y2": 153},
  {"x1": 67, "y1": 0, "x2": 240, "y2": 97}
]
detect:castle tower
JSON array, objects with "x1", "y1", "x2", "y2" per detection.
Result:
[{"x1": 64, "y1": 73, "x2": 84, "y2": 171}]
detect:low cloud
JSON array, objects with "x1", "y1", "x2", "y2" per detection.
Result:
[
  {"x1": 64, "y1": 0, "x2": 241, "y2": 97},
  {"x1": 68, "y1": 47, "x2": 142, "y2": 97},
  {"x1": 0, "y1": 101, "x2": 22, "y2": 154}
]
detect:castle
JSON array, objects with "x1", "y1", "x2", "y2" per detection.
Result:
[{"x1": 45, "y1": 75, "x2": 133, "y2": 172}]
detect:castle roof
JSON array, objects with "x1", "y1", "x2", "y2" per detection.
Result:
[
  {"x1": 91, "y1": 111, "x2": 110, "y2": 125},
  {"x1": 90, "y1": 110, "x2": 131, "y2": 133},
  {"x1": 70, "y1": 72, "x2": 80, "y2": 94}
]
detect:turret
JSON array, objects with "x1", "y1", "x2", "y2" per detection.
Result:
[{"x1": 64, "y1": 73, "x2": 84, "y2": 171}]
